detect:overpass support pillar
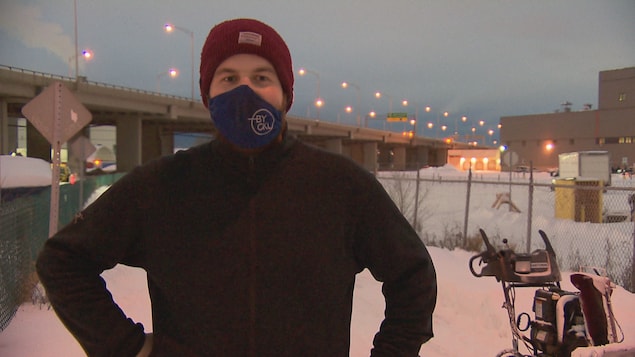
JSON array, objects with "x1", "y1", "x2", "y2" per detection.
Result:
[
  {"x1": 26, "y1": 121, "x2": 50, "y2": 161},
  {"x1": 0, "y1": 99, "x2": 8, "y2": 154},
  {"x1": 414, "y1": 146, "x2": 429, "y2": 167},
  {"x1": 325, "y1": 138, "x2": 342, "y2": 154},
  {"x1": 160, "y1": 131, "x2": 174, "y2": 157},
  {"x1": 393, "y1": 146, "x2": 406, "y2": 170},
  {"x1": 363, "y1": 142, "x2": 378, "y2": 173},
  {"x1": 116, "y1": 117, "x2": 142, "y2": 172}
]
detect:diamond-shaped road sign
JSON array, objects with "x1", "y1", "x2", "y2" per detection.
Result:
[
  {"x1": 22, "y1": 81, "x2": 92, "y2": 145},
  {"x1": 69, "y1": 134, "x2": 97, "y2": 161},
  {"x1": 21, "y1": 82, "x2": 93, "y2": 237}
]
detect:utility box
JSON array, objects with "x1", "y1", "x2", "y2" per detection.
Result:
[{"x1": 554, "y1": 178, "x2": 603, "y2": 223}]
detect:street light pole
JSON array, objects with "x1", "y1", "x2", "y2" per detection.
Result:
[
  {"x1": 156, "y1": 68, "x2": 179, "y2": 92},
  {"x1": 341, "y1": 81, "x2": 361, "y2": 127},
  {"x1": 453, "y1": 115, "x2": 467, "y2": 141},
  {"x1": 73, "y1": 0, "x2": 79, "y2": 82},
  {"x1": 298, "y1": 68, "x2": 322, "y2": 119},
  {"x1": 375, "y1": 91, "x2": 394, "y2": 131},
  {"x1": 402, "y1": 101, "x2": 431, "y2": 138},
  {"x1": 375, "y1": 91, "x2": 393, "y2": 114},
  {"x1": 67, "y1": 50, "x2": 93, "y2": 77},
  {"x1": 164, "y1": 23, "x2": 195, "y2": 101},
  {"x1": 437, "y1": 111, "x2": 448, "y2": 138}
]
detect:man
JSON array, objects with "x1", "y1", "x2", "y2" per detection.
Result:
[{"x1": 36, "y1": 18, "x2": 437, "y2": 356}]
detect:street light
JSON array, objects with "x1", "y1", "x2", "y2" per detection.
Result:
[
  {"x1": 374, "y1": 91, "x2": 393, "y2": 114},
  {"x1": 164, "y1": 23, "x2": 195, "y2": 101},
  {"x1": 426, "y1": 122, "x2": 435, "y2": 139},
  {"x1": 454, "y1": 115, "x2": 468, "y2": 139},
  {"x1": 401, "y1": 100, "x2": 429, "y2": 137},
  {"x1": 67, "y1": 49, "x2": 93, "y2": 77},
  {"x1": 341, "y1": 81, "x2": 361, "y2": 127},
  {"x1": 338, "y1": 105, "x2": 354, "y2": 124},
  {"x1": 454, "y1": 115, "x2": 467, "y2": 137},
  {"x1": 298, "y1": 68, "x2": 322, "y2": 119},
  {"x1": 437, "y1": 111, "x2": 449, "y2": 138},
  {"x1": 156, "y1": 68, "x2": 179, "y2": 92},
  {"x1": 365, "y1": 111, "x2": 377, "y2": 128}
]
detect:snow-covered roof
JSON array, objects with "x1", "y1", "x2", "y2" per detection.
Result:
[{"x1": 0, "y1": 155, "x2": 52, "y2": 189}]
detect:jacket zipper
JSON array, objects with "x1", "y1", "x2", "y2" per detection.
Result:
[{"x1": 248, "y1": 155, "x2": 257, "y2": 357}]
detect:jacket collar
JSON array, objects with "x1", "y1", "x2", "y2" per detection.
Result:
[{"x1": 211, "y1": 129, "x2": 296, "y2": 177}]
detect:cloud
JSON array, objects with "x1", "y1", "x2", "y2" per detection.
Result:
[{"x1": 0, "y1": 3, "x2": 75, "y2": 64}]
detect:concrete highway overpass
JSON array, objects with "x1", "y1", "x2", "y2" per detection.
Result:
[{"x1": 0, "y1": 65, "x2": 473, "y2": 172}]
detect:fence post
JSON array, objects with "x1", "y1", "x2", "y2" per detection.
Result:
[
  {"x1": 463, "y1": 166, "x2": 472, "y2": 247},
  {"x1": 413, "y1": 165, "x2": 420, "y2": 231},
  {"x1": 526, "y1": 161, "x2": 534, "y2": 252}
]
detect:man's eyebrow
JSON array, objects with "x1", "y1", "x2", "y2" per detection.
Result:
[
  {"x1": 214, "y1": 66, "x2": 276, "y2": 76},
  {"x1": 214, "y1": 67, "x2": 238, "y2": 76},
  {"x1": 252, "y1": 66, "x2": 277, "y2": 75}
]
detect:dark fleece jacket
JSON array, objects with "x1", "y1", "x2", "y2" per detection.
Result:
[{"x1": 36, "y1": 135, "x2": 437, "y2": 357}]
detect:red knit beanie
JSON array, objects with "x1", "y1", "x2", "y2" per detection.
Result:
[{"x1": 199, "y1": 18, "x2": 294, "y2": 112}]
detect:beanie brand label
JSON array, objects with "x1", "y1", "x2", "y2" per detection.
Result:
[{"x1": 238, "y1": 31, "x2": 262, "y2": 46}]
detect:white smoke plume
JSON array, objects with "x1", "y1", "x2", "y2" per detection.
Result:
[{"x1": 0, "y1": 3, "x2": 75, "y2": 65}]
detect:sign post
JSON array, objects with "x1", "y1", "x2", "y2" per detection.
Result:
[
  {"x1": 69, "y1": 134, "x2": 96, "y2": 210},
  {"x1": 22, "y1": 82, "x2": 92, "y2": 237},
  {"x1": 501, "y1": 150, "x2": 519, "y2": 213}
]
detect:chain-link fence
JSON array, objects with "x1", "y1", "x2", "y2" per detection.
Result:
[
  {"x1": 0, "y1": 173, "x2": 125, "y2": 331},
  {"x1": 378, "y1": 169, "x2": 635, "y2": 292},
  {"x1": 0, "y1": 187, "x2": 49, "y2": 331},
  {"x1": 2, "y1": 169, "x2": 634, "y2": 333}
]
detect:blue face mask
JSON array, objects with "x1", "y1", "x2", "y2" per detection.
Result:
[{"x1": 208, "y1": 85, "x2": 283, "y2": 150}]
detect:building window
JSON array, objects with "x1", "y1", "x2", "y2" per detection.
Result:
[
  {"x1": 597, "y1": 137, "x2": 605, "y2": 145},
  {"x1": 569, "y1": 139, "x2": 575, "y2": 145},
  {"x1": 618, "y1": 93, "x2": 626, "y2": 102}
]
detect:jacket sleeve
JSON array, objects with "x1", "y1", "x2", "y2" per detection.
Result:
[
  {"x1": 354, "y1": 176, "x2": 437, "y2": 356},
  {"x1": 36, "y1": 167, "x2": 153, "y2": 357}
]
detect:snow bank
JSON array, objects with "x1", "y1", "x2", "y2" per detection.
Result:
[{"x1": 0, "y1": 155, "x2": 51, "y2": 188}]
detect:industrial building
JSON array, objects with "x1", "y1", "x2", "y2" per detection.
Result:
[{"x1": 500, "y1": 66, "x2": 635, "y2": 172}]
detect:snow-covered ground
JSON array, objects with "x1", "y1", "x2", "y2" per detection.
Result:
[
  {"x1": 0, "y1": 247, "x2": 634, "y2": 356},
  {"x1": 1, "y1": 158, "x2": 634, "y2": 356}
]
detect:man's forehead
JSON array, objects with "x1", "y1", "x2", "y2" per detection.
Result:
[{"x1": 214, "y1": 54, "x2": 275, "y2": 73}]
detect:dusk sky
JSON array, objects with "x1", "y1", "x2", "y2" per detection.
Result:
[{"x1": 1, "y1": 0, "x2": 634, "y2": 142}]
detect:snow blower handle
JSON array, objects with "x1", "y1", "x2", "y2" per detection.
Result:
[
  {"x1": 469, "y1": 251, "x2": 490, "y2": 277},
  {"x1": 469, "y1": 229, "x2": 499, "y2": 278}
]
